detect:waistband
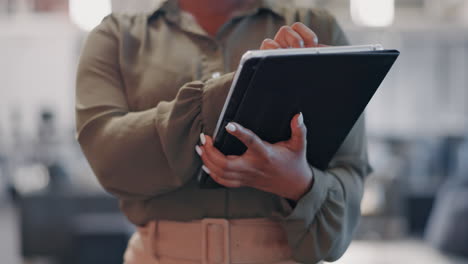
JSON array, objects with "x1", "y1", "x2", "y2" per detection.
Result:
[{"x1": 139, "y1": 218, "x2": 294, "y2": 264}]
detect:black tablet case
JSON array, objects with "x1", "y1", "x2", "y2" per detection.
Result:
[{"x1": 198, "y1": 50, "x2": 400, "y2": 188}]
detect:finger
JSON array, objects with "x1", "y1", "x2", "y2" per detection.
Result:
[
  {"x1": 199, "y1": 136, "x2": 253, "y2": 185},
  {"x1": 199, "y1": 136, "x2": 244, "y2": 180},
  {"x1": 209, "y1": 171, "x2": 243, "y2": 188},
  {"x1": 201, "y1": 165, "x2": 243, "y2": 188},
  {"x1": 200, "y1": 147, "x2": 226, "y2": 176},
  {"x1": 260, "y1": 38, "x2": 281, "y2": 50},
  {"x1": 196, "y1": 135, "x2": 229, "y2": 175},
  {"x1": 288, "y1": 112, "x2": 307, "y2": 153},
  {"x1": 200, "y1": 141, "x2": 261, "y2": 189},
  {"x1": 203, "y1": 157, "x2": 248, "y2": 185},
  {"x1": 199, "y1": 156, "x2": 244, "y2": 188},
  {"x1": 202, "y1": 136, "x2": 252, "y2": 174},
  {"x1": 200, "y1": 148, "x2": 242, "y2": 184},
  {"x1": 225, "y1": 122, "x2": 267, "y2": 154},
  {"x1": 290, "y1": 22, "x2": 319, "y2": 48},
  {"x1": 202, "y1": 135, "x2": 239, "y2": 171},
  {"x1": 274, "y1": 26, "x2": 304, "y2": 48}
]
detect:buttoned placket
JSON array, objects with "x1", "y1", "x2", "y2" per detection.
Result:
[
  {"x1": 199, "y1": 39, "x2": 225, "y2": 81},
  {"x1": 169, "y1": 11, "x2": 226, "y2": 82},
  {"x1": 163, "y1": 4, "x2": 253, "y2": 220}
]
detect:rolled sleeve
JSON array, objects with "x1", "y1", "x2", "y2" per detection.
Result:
[
  {"x1": 281, "y1": 114, "x2": 370, "y2": 263},
  {"x1": 286, "y1": 167, "x2": 330, "y2": 224}
]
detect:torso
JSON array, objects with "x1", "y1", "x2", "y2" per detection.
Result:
[{"x1": 108, "y1": 0, "x2": 340, "y2": 224}]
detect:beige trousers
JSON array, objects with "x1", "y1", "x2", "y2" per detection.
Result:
[{"x1": 123, "y1": 218, "x2": 301, "y2": 264}]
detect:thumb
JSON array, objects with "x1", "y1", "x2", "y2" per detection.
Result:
[{"x1": 288, "y1": 113, "x2": 307, "y2": 152}]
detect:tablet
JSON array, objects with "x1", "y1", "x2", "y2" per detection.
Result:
[{"x1": 198, "y1": 44, "x2": 399, "y2": 188}]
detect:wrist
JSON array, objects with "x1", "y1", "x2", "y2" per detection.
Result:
[{"x1": 289, "y1": 166, "x2": 314, "y2": 202}]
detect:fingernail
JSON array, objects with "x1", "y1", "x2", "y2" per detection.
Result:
[
  {"x1": 298, "y1": 113, "x2": 304, "y2": 127},
  {"x1": 202, "y1": 165, "x2": 210, "y2": 174},
  {"x1": 195, "y1": 145, "x2": 202, "y2": 156},
  {"x1": 313, "y1": 36, "x2": 319, "y2": 46},
  {"x1": 200, "y1": 133, "x2": 206, "y2": 145},
  {"x1": 299, "y1": 40, "x2": 304, "y2": 48},
  {"x1": 226, "y1": 123, "x2": 236, "y2": 132}
]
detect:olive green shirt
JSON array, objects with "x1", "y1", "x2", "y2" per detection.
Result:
[{"x1": 75, "y1": 0, "x2": 371, "y2": 263}]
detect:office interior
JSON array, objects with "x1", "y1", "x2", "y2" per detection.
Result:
[{"x1": 0, "y1": 0, "x2": 467, "y2": 263}]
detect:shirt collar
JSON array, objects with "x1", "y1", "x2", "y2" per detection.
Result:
[{"x1": 148, "y1": 0, "x2": 290, "y2": 22}]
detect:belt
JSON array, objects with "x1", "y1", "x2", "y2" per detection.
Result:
[{"x1": 142, "y1": 218, "x2": 293, "y2": 264}]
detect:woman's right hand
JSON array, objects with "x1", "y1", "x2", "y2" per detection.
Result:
[{"x1": 260, "y1": 22, "x2": 321, "y2": 50}]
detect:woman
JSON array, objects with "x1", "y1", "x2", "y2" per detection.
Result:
[{"x1": 75, "y1": 0, "x2": 371, "y2": 263}]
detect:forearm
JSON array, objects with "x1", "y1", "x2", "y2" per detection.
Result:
[
  {"x1": 78, "y1": 106, "x2": 189, "y2": 200},
  {"x1": 77, "y1": 73, "x2": 234, "y2": 200},
  {"x1": 283, "y1": 164, "x2": 365, "y2": 263}
]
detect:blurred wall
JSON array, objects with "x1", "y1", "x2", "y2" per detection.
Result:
[
  {"x1": 0, "y1": 14, "x2": 78, "y2": 141},
  {"x1": 111, "y1": 0, "x2": 159, "y2": 13}
]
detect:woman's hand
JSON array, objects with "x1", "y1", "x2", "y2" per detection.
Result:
[
  {"x1": 260, "y1": 22, "x2": 320, "y2": 50},
  {"x1": 260, "y1": 22, "x2": 329, "y2": 50},
  {"x1": 196, "y1": 113, "x2": 314, "y2": 202},
  {"x1": 194, "y1": 23, "x2": 322, "y2": 201}
]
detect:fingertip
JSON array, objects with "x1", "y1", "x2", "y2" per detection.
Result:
[
  {"x1": 291, "y1": 113, "x2": 307, "y2": 136},
  {"x1": 313, "y1": 35, "x2": 319, "y2": 46},
  {"x1": 289, "y1": 113, "x2": 308, "y2": 151},
  {"x1": 195, "y1": 145, "x2": 203, "y2": 156},
  {"x1": 292, "y1": 22, "x2": 305, "y2": 26},
  {"x1": 279, "y1": 25, "x2": 290, "y2": 31},
  {"x1": 202, "y1": 165, "x2": 211, "y2": 174},
  {"x1": 290, "y1": 22, "x2": 319, "y2": 47},
  {"x1": 298, "y1": 112, "x2": 304, "y2": 127},
  {"x1": 290, "y1": 113, "x2": 302, "y2": 127},
  {"x1": 261, "y1": 38, "x2": 281, "y2": 50},
  {"x1": 226, "y1": 122, "x2": 237, "y2": 133},
  {"x1": 200, "y1": 133, "x2": 206, "y2": 145},
  {"x1": 291, "y1": 22, "x2": 304, "y2": 31}
]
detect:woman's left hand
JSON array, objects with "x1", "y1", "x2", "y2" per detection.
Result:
[{"x1": 196, "y1": 113, "x2": 314, "y2": 201}]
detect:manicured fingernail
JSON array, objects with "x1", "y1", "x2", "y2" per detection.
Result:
[
  {"x1": 195, "y1": 145, "x2": 202, "y2": 156},
  {"x1": 298, "y1": 113, "x2": 304, "y2": 127},
  {"x1": 202, "y1": 165, "x2": 210, "y2": 174},
  {"x1": 200, "y1": 133, "x2": 206, "y2": 145},
  {"x1": 226, "y1": 123, "x2": 236, "y2": 132},
  {"x1": 299, "y1": 40, "x2": 304, "y2": 48}
]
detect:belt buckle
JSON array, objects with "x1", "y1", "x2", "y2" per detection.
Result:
[{"x1": 201, "y1": 218, "x2": 230, "y2": 264}]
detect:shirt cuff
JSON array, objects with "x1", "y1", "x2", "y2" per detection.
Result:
[{"x1": 285, "y1": 166, "x2": 331, "y2": 226}]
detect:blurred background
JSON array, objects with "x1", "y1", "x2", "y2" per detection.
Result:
[{"x1": 0, "y1": 0, "x2": 467, "y2": 263}]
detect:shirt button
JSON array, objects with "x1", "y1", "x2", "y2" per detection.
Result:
[{"x1": 211, "y1": 72, "x2": 221, "y2": 79}]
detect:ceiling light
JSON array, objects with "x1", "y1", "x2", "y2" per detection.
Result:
[
  {"x1": 69, "y1": 0, "x2": 112, "y2": 31},
  {"x1": 351, "y1": 0, "x2": 395, "y2": 27}
]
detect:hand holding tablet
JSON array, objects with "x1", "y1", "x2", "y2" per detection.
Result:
[{"x1": 197, "y1": 43, "x2": 399, "y2": 189}]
